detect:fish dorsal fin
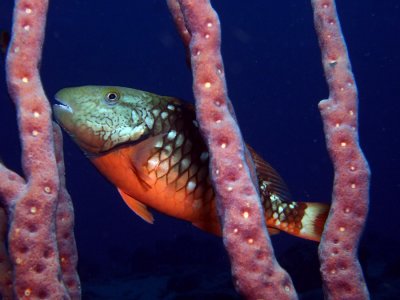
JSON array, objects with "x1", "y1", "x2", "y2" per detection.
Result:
[
  {"x1": 117, "y1": 188, "x2": 154, "y2": 224},
  {"x1": 247, "y1": 145, "x2": 293, "y2": 203}
]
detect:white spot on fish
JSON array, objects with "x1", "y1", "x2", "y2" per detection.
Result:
[
  {"x1": 147, "y1": 156, "x2": 160, "y2": 171},
  {"x1": 154, "y1": 140, "x2": 163, "y2": 148},
  {"x1": 167, "y1": 105, "x2": 175, "y2": 111},
  {"x1": 161, "y1": 112, "x2": 168, "y2": 119},
  {"x1": 164, "y1": 144, "x2": 173, "y2": 155},
  {"x1": 260, "y1": 181, "x2": 268, "y2": 191},
  {"x1": 167, "y1": 130, "x2": 177, "y2": 140},
  {"x1": 128, "y1": 125, "x2": 146, "y2": 140},
  {"x1": 181, "y1": 158, "x2": 190, "y2": 171},
  {"x1": 187, "y1": 181, "x2": 196, "y2": 192},
  {"x1": 144, "y1": 115, "x2": 154, "y2": 129},
  {"x1": 270, "y1": 194, "x2": 280, "y2": 202},
  {"x1": 175, "y1": 133, "x2": 184, "y2": 147}
]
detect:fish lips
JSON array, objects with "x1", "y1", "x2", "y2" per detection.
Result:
[{"x1": 53, "y1": 91, "x2": 75, "y2": 133}]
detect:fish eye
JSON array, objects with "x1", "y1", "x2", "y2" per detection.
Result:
[{"x1": 105, "y1": 91, "x2": 120, "y2": 104}]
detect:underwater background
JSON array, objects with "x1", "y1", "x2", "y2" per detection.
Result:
[{"x1": 0, "y1": 0, "x2": 399, "y2": 299}]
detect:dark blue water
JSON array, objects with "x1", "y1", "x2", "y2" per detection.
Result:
[{"x1": 1, "y1": 1, "x2": 399, "y2": 299}]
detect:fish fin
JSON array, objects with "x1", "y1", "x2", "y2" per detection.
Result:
[
  {"x1": 247, "y1": 146, "x2": 330, "y2": 241},
  {"x1": 267, "y1": 227, "x2": 281, "y2": 235},
  {"x1": 247, "y1": 145, "x2": 293, "y2": 202},
  {"x1": 117, "y1": 188, "x2": 154, "y2": 224},
  {"x1": 130, "y1": 134, "x2": 166, "y2": 187},
  {"x1": 298, "y1": 202, "x2": 330, "y2": 242}
]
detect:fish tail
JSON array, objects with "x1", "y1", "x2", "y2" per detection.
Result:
[{"x1": 295, "y1": 201, "x2": 330, "y2": 242}]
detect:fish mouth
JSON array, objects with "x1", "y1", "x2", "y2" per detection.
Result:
[
  {"x1": 53, "y1": 103, "x2": 73, "y2": 114},
  {"x1": 53, "y1": 91, "x2": 74, "y2": 115},
  {"x1": 53, "y1": 90, "x2": 76, "y2": 132},
  {"x1": 53, "y1": 104, "x2": 73, "y2": 120}
]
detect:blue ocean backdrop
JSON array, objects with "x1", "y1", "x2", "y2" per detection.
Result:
[{"x1": 0, "y1": 1, "x2": 399, "y2": 299}]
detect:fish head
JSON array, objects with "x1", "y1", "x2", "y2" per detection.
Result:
[{"x1": 53, "y1": 86, "x2": 156, "y2": 154}]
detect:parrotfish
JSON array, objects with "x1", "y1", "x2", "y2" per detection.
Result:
[{"x1": 53, "y1": 86, "x2": 329, "y2": 241}]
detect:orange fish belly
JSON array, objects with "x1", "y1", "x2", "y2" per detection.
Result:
[{"x1": 90, "y1": 142, "x2": 222, "y2": 234}]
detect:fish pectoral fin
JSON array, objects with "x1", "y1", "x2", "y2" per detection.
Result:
[
  {"x1": 267, "y1": 227, "x2": 281, "y2": 235},
  {"x1": 130, "y1": 133, "x2": 166, "y2": 187},
  {"x1": 117, "y1": 188, "x2": 154, "y2": 224}
]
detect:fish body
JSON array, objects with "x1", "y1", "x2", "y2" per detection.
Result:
[{"x1": 53, "y1": 86, "x2": 329, "y2": 241}]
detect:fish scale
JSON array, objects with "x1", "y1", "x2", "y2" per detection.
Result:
[
  {"x1": 53, "y1": 85, "x2": 329, "y2": 241},
  {"x1": 143, "y1": 101, "x2": 215, "y2": 210}
]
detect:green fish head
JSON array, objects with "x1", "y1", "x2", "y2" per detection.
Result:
[{"x1": 53, "y1": 86, "x2": 157, "y2": 154}]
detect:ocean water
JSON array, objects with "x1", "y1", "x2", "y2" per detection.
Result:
[{"x1": 0, "y1": 1, "x2": 399, "y2": 299}]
